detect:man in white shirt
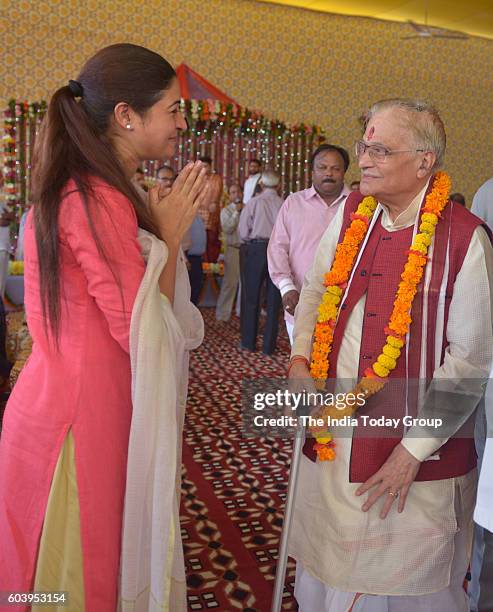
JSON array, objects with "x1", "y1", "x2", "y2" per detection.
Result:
[
  {"x1": 243, "y1": 159, "x2": 262, "y2": 204},
  {"x1": 470, "y1": 176, "x2": 493, "y2": 612},
  {"x1": 216, "y1": 183, "x2": 243, "y2": 322},
  {"x1": 472, "y1": 177, "x2": 493, "y2": 228}
]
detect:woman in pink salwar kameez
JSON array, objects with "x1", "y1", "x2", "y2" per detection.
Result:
[{"x1": 0, "y1": 44, "x2": 207, "y2": 611}]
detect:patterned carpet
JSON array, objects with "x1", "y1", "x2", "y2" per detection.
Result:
[
  {"x1": 0, "y1": 306, "x2": 297, "y2": 611},
  {"x1": 182, "y1": 308, "x2": 297, "y2": 612}
]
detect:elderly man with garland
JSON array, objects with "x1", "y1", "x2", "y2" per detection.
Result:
[{"x1": 288, "y1": 98, "x2": 493, "y2": 611}]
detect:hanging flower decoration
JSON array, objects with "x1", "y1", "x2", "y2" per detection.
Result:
[
  {"x1": 3, "y1": 97, "x2": 324, "y2": 245},
  {"x1": 179, "y1": 99, "x2": 325, "y2": 139},
  {"x1": 2, "y1": 99, "x2": 47, "y2": 253}
]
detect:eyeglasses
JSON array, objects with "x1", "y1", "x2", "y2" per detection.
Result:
[{"x1": 355, "y1": 140, "x2": 425, "y2": 162}]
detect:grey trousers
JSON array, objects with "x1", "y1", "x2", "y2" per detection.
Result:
[{"x1": 215, "y1": 246, "x2": 240, "y2": 321}]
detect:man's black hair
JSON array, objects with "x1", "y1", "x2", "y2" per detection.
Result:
[{"x1": 310, "y1": 144, "x2": 350, "y2": 171}]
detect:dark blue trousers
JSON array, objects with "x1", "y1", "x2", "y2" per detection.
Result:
[
  {"x1": 240, "y1": 241, "x2": 281, "y2": 354},
  {"x1": 187, "y1": 254, "x2": 204, "y2": 305}
]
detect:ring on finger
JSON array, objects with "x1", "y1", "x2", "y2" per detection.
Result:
[{"x1": 388, "y1": 490, "x2": 399, "y2": 499}]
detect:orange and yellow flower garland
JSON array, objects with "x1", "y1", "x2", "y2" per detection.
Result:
[{"x1": 309, "y1": 172, "x2": 451, "y2": 461}]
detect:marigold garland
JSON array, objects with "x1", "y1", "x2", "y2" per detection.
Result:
[
  {"x1": 309, "y1": 172, "x2": 451, "y2": 460},
  {"x1": 309, "y1": 196, "x2": 379, "y2": 384}
]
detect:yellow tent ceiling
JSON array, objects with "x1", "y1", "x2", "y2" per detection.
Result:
[{"x1": 256, "y1": 0, "x2": 493, "y2": 39}]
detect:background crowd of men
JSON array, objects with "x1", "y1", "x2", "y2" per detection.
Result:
[{"x1": 176, "y1": 146, "x2": 354, "y2": 356}]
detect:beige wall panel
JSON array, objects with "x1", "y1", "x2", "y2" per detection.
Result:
[{"x1": 2, "y1": 0, "x2": 492, "y2": 200}]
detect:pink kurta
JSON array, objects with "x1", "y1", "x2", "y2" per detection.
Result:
[{"x1": 0, "y1": 178, "x2": 145, "y2": 611}]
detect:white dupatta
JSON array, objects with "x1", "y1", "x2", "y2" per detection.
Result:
[{"x1": 119, "y1": 229, "x2": 204, "y2": 611}]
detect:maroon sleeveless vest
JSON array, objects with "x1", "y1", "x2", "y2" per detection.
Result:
[{"x1": 303, "y1": 186, "x2": 489, "y2": 482}]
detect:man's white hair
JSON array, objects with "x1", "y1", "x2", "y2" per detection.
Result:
[
  {"x1": 260, "y1": 170, "x2": 280, "y2": 188},
  {"x1": 364, "y1": 98, "x2": 446, "y2": 169}
]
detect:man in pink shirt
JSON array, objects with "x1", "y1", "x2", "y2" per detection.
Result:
[{"x1": 268, "y1": 144, "x2": 350, "y2": 343}]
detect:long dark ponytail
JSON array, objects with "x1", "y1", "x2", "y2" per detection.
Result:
[{"x1": 32, "y1": 43, "x2": 176, "y2": 340}]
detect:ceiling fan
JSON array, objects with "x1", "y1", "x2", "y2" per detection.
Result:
[{"x1": 402, "y1": 0, "x2": 469, "y2": 40}]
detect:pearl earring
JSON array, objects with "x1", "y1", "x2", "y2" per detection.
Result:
[{"x1": 126, "y1": 123, "x2": 132, "y2": 130}]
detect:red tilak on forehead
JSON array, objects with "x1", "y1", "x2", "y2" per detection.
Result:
[{"x1": 368, "y1": 126, "x2": 375, "y2": 140}]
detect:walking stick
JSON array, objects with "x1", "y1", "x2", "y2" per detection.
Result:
[{"x1": 271, "y1": 419, "x2": 306, "y2": 612}]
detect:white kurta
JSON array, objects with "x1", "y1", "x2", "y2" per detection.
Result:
[{"x1": 290, "y1": 186, "x2": 493, "y2": 605}]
